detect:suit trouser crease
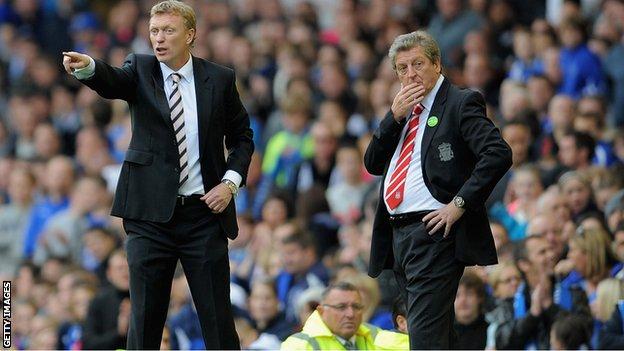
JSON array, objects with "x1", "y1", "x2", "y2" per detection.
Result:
[
  {"x1": 124, "y1": 200, "x2": 239, "y2": 349},
  {"x1": 392, "y1": 220, "x2": 464, "y2": 350}
]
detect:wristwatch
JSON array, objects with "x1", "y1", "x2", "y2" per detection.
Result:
[
  {"x1": 221, "y1": 179, "x2": 239, "y2": 197},
  {"x1": 453, "y1": 196, "x2": 465, "y2": 209}
]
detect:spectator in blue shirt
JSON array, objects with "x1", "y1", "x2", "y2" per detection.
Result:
[
  {"x1": 22, "y1": 155, "x2": 74, "y2": 258},
  {"x1": 508, "y1": 27, "x2": 544, "y2": 84},
  {"x1": 558, "y1": 17, "x2": 606, "y2": 99},
  {"x1": 275, "y1": 232, "x2": 329, "y2": 324}
]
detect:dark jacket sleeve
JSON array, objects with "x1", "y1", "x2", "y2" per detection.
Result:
[
  {"x1": 81, "y1": 295, "x2": 126, "y2": 350},
  {"x1": 80, "y1": 53, "x2": 138, "y2": 102},
  {"x1": 599, "y1": 306, "x2": 624, "y2": 350},
  {"x1": 223, "y1": 69, "x2": 254, "y2": 186},
  {"x1": 364, "y1": 111, "x2": 405, "y2": 176},
  {"x1": 456, "y1": 91, "x2": 512, "y2": 211}
]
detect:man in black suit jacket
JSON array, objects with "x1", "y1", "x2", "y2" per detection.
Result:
[
  {"x1": 62, "y1": 1, "x2": 253, "y2": 349},
  {"x1": 364, "y1": 30, "x2": 511, "y2": 349}
]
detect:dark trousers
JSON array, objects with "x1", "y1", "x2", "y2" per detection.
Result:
[
  {"x1": 392, "y1": 217, "x2": 464, "y2": 350},
  {"x1": 123, "y1": 196, "x2": 239, "y2": 350}
]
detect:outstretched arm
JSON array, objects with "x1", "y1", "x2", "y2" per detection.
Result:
[{"x1": 62, "y1": 51, "x2": 137, "y2": 101}]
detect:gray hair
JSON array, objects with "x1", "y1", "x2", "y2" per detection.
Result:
[
  {"x1": 321, "y1": 281, "x2": 360, "y2": 301},
  {"x1": 388, "y1": 30, "x2": 441, "y2": 71}
]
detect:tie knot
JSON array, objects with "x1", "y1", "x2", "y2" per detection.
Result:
[
  {"x1": 413, "y1": 103, "x2": 424, "y2": 116},
  {"x1": 344, "y1": 340, "x2": 357, "y2": 350},
  {"x1": 171, "y1": 73, "x2": 181, "y2": 83}
]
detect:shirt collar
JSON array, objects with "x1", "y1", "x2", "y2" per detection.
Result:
[
  {"x1": 160, "y1": 54, "x2": 193, "y2": 83},
  {"x1": 420, "y1": 74, "x2": 445, "y2": 113},
  {"x1": 334, "y1": 334, "x2": 356, "y2": 346}
]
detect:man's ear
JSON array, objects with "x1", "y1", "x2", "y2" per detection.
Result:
[
  {"x1": 396, "y1": 315, "x2": 408, "y2": 333},
  {"x1": 187, "y1": 28, "x2": 195, "y2": 45},
  {"x1": 317, "y1": 304, "x2": 324, "y2": 316}
]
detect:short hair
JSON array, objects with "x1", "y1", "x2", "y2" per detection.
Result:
[
  {"x1": 564, "y1": 131, "x2": 596, "y2": 160},
  {"x1": 488, "y1": 261, "x2": 520, "y2": 290},
  {"x1": 512, "y1": 164, "x2": 542, "y2": 184},
  {"x1": 558, "y1": 170, "x2": 591, "y2": 191},
  {"x1": 150, "y1": 1, "x2": 196, "y2": 46},
  {"x1": 551, "y1": 314, "x2": 591, "y2": 350},
  {"x1": 528, "y1": 74, "x2": 554, "y2": 87},
  {"x1": 502, "y1": 118, "x2": 531, "y2": 133},
  {"x1": 109, "y1": 248, "x2": 127, "y2": 262},
  {"x1": 576, "y1": 111, "x2": 604, "y2": 129},
  {"x1": 388, "y1": 30, "x2": 441, "y2": 71},
  {"x1": 559, "y1": 16, "x2": 588, "y2": 41},
  {"x1": 280, "y1": 93, "x2": 312, "y2": 117},
  {"x1": 250, "y1": 277, "x2": 278, "y2": 297},
  {"x1": 459, "y1": 272, "x2": 486, "y2": 301},
  {"x1": 282, "y1": 231, "x2": 316, "y2": 250},
  {"x1": 321, "y1": 281, "x2": 359, "y2": 301},
  {"x1": 514, "y1": 235, "x2": 545, "y2": 262}
]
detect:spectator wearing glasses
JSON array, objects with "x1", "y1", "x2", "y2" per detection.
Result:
[{"x1": 281, "y1": 282, "x2": 408, "y2": 350}]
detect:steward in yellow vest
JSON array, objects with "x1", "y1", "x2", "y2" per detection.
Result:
[{"x1": 281, "y1": 282, "x2": 408, "y2": 350}]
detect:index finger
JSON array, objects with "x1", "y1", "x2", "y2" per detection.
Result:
[
  {"x1": 422, "y1": 211, "x2": 436, "y2": 222},
  {"x1": 62, "y1": 51, "x2": 80, "y2": 58}
]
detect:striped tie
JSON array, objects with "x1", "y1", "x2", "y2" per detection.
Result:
[
  {"x1": 169, "y1": 73, "x2": 189, "y2": 187},
  {"x1": 384, "y1": 103, "x2": 424, "y2": 210}
]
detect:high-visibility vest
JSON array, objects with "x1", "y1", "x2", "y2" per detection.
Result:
[{"x1": 281, "y1": 311, "x2": 409, "y2": 350}]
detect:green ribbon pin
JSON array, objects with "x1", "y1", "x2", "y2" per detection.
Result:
[{"x1": 427, "y1": 116, "x2": 439, "y2": 127}]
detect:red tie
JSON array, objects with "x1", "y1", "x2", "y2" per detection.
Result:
[{"x1": 385, "y1": 104, "x2": 424, "y2": 210}]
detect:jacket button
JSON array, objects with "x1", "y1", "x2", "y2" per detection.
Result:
[{"x1": 175, "y1": 167, "x2": 180, "y2": 173}]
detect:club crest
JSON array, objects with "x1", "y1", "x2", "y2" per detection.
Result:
[{"x1": 438, "y1": 142, "x2": 454, "y2": 162}]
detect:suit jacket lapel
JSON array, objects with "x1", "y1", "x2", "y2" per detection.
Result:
[
  {"x1": 421, "y1": 78, "x2": 449, "y2": 161},
  {"x1": 192, "y1": 56, "x2": 213, "y2": 160},
  {"x1": 151, "y1": 61, "x2": 175, "y2": 130}
]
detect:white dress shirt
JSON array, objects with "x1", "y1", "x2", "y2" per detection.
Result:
[
  {"x1": 74, "y1": 55, "x2": 242, "y2": 195},
  {"x1": 383, "y1": 74, "x2": 446, "y2": 214}
]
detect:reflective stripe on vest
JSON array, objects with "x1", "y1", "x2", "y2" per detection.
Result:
[
  {"x1": 367, "y1": 324, "x2": 379, "y2": 341},
  {"x1": 290, "y1": 332, "x2": 321, "y2": 351}
]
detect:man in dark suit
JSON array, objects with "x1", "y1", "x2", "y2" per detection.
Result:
[
  {"x1": 364, "y1": 30, "x2": 512, "y2": 349},
  {"x1": 62, "y1": 1, "x2": 253, "y2": 349}
]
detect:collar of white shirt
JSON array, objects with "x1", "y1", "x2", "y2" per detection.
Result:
[
  {"x1": 334, "y1": 334, "x2": 357, "y2": 348},
  {"x1": 419, "y1": 74, "x2": 445, "y2": 116},
  {"x1": 159, "y1": 54, "x2": 193, "y2": 84}
]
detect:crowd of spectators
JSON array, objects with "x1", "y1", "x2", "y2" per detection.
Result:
[{"x1": 1, "y1": 0, "x2": 624, "y2": 349}]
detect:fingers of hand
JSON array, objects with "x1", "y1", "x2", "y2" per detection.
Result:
[
  {"x1": 422, "y1": 211, "x2": 436, "y2": 223},
  {"x1": 444, "y1": 224, "x2": 451, "y2": 238},
  {"x1": 425, "y1": 215, "x2": 439, "y2": 230},
  {"x1": 429, "y1": 219, "x2": 445, "y2": 235},
  {"x1": 397, "y1": 84, "x2": 420, "y2": 103}
]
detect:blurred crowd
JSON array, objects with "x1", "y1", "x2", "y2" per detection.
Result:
[{"x1": 1, "y1": 0, "x2": 624, "y2": 349}]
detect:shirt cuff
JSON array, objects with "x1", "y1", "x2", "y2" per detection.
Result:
[
  {"x1": 73, "y1": 56, "x2": 95, "y2": 80},
  {"x1": 222, "y1": 170, "x2": 242, "y2": 188}
]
